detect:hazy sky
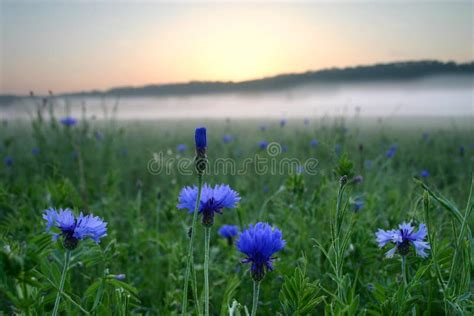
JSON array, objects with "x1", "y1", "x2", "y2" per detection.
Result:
[{"x1": 1, "y1": 0, "x2": 473, "y2": 94}]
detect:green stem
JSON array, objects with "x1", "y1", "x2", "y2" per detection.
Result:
[
  {"x1": 204, "y1": 226, "x2": 211, "y2": 316},
  {"x1": 191, "y1": 261, "x2": 202, "y2": 316},
  {"x1": 334, "y1": 180, "x2": 347, "y2": 300},
  {"x1": 447, "y1": 200, "x2": 473, "y2": 290},
  {"x1": 401, "y1": 255, "x2": 408, "y2": 287},
  {"x1": 22, "y1": 281, "x2": 29, "y2": 316},
  {"x1": 52, "y1": 250, "x2": 71, "y2": 316},
  {"x1": 251, "y1": 281, "x2": 261, "y2": 316},
  {"x1": 181, "y1": 175, "x2": 203, "y2": 315}
]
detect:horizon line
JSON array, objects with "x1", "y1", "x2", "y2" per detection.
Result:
[{"x1": 2, "y1": 58, "x2": 473, "y2": 98}]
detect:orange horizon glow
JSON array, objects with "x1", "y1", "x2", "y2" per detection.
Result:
[{"x1": 1, "y1": 2, "x2": 472, "y2": 94}]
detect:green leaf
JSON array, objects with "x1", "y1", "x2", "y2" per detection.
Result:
[{"x1": 279, "y1": 267, "x2": 324, "y2": 315}]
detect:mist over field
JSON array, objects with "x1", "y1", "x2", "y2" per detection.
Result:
[{"x1": 2, "y1": 75, "x2": 473, "y2": 120}]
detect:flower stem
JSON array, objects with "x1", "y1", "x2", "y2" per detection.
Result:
[
  {"x1": 333, "y1": 178, "x2": 347, "y2": 300},
  {"x1": 182, "y1": 175, "x2": 203, "y2": 315},
  {"x1": 52, "y1": 250, "x2": 71, "y2": 316},
  {"x1": 251, "y1": 280, "x2": 261, "y2": 316},
  {"x1": 204, "y1": 226, "x2": 211, "y2": 316},
  {"x1": 401, "y1": 255, "x2": 408, "y2": 287}
]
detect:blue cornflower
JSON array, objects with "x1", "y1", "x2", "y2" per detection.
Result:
[
  {"x1": 32, "y1": 147, "x2": 40, "y2": 156},
  {"x1": 351, "y1": 197, "x2": 364, "y2": 212},
  {"x1": 280, "y1": 119, "x2": 287, "y2": 127},
  {"x1": 115, "y1": 274, "x2": 126, "y2": 281},
  {"x1": 222, "y1": 135, "x2": 233, "y2": 143},
  {"x1": 386, "y1": 145, "x2": 398, "y2": 158},
  {"x1": 176, "y1": 144, "x2": 187, "y2": 153},
  {"x1": 422, "y1": 132, "x2": 429, "y2": 141},
  {"x1": 219, "y1": 225, "x2": 239, "y2": 245},
  {"x1": 260, "y1": 125, "x2": 267, "y2": 132},
  {"x1": 258, "y1": 141, "x2": 269, "y2": 149},
  {"x1": 310, "y1": 139, "x2": 318, "y2": 148},
  {"x1": 335, "y1": 144, "x2": 342, "y2": 156},
  {"x1": 236, "y1": 222, "x2": 286, "y2": 281},
  {"x1": 350, "y1": 175, "x2": 363, "y2": 184},
  {"x1": 420, "y1": 170, "x2": 430, "y2": 178},
  {"x1": 4, "y1": 156, "x2": 13, "y2": 166},
  {"x1": 219, "y1": 225, "x2": 239, "y2": 238},
  {"x1": 177, "y1": 184, "x2": 240, "y2": 227},
  {"x1": 295, "y1": 165, "x2": 304, "y2": 174},
  {"x1": 60, "y1": 117, "x2": 77, "y2": 126},
  {"x1": 195, "y1": 127, "x2": 207, "y2": 174},
  {"x1": 195, "y1": 127, "x2": 207, "y2": 150},
  {"x1": 375, "y1": 222, "x2": 430, "y2": 258},
  {"x1": 304, "y1": 118, "x2": 309, "y2": 125},
  {"x1": 43, "y1": 208, "x2": 107, "y2": 249}
]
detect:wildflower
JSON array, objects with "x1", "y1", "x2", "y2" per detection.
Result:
[
  {"x1": 420, "y1": 170, "x2": 430, "y2": 178},
  {"x1": 350, "y1": 175, "x2": 363, "y2": 184},
  {"x1": 259, "y1": 125, "x2": 267, "y2": 132},
  {"x1": 177, "y1": 184, "x2": 240, "y2": 227},
  {"x1": 222, "y1": 135, "x2": 233, "y2": 143},
  {"x1": 258, "y1": 141, "x2": 268, "y2": 150},
  {"x1": 218, "y1": 225, "x2": 239, "y2": 245},
  {"x1": 195, "y1": 127, "x2": 207, "y2": 175},
  {"x1": 303, "y1": 118, "x2": 309, "y2": 125},
  {"x1": 280, "y1": 119, "x2": 287, "y2": 127},
  {"x1": 459, "y1": 146, "x2": 465, "y2": 157},
  {"x1": 310, "y1": 139, "x2": 318, "y2": 148},
  {"x1": 43, "y1": 208, "x2": 107, "y2": 250},
  {"x1": 295, "y1": 165, "x2": 304, "y2": 174},
  {"x1": 422, "y1": 132, "x2": 429, "y2": 141},
  {"x1": 351, "y1": 198, "x2": 364, "y2": 212},
  {"x1": 115, "y1": 274, "x2": 126, "y2": 281},
  {"x1": 236, "y1": 222, "x2": 286, "y2": 281},
  {"x1": 195, "y1": 127, "x2": 207, "y2": 151},
  {"x1": 335, "y1": 144, "x2": 342, "y2": 156},
  {"x1": 32, "y1": 147, "x2": 40, "y2": 156},
  {"x1": 386, "y1": 145, "x2": 398, "y2": 158},
  {"x1": 4, "y1": 156, "x2": 13, "y2": 166},
  {"x1": 60, "y1": 117, "x2": 77, "y2": 126},
  {"x1": 375, "y1": 222, "x2": 430, "y2": 258},
  {"x1": 177, "y1": 144, "x2": 187, "y2": 153},
  {"x1": 219, "y1": 225, "x2": 239, "y2": 238}
]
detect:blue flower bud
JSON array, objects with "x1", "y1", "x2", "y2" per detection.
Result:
[{"x1": 195, "y1": 127, "x2": 207, "y2": 150}]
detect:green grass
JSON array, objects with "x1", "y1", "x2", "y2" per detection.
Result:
[{"x1": 0, "y1": 107, "x2": 473, "y2": 315}]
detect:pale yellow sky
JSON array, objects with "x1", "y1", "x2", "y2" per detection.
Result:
[{"x1": 1, "y1": 1, "x2": 473, "y2": 94}]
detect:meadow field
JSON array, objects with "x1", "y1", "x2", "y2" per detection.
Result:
[{"x1": 0, "y1": 105, "x2": 473, "y2": 315}]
